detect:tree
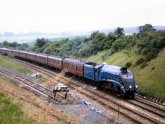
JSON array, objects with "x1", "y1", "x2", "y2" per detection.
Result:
[
  {"x1": 90, "y1": 31, "x2": 100, "y2": 40},
  {"x1": 112, "y1": 38, "x2": 125, "y2": 52},
  {"x1": 114, "y1": 27, "x2": 125, "y2": 38},
  {"x1": 10, "y1": 42, "x2": 18, "y2": 48},
  {"x1": 90, "y1": 31, "x2": 107, "y2": 51},
  {"x1": 2, "y1": 40, "x2": 9, "y2": 47},
  {"x1": 137, "y1": 31, "x2": 165, "y2": 60},
  {"x1": 35, "y1": 38, "x2": 49, "y2": 48},
  {"x1": 138, "y1": 24, "x2": 156, "y2": 34},
  {"x1": 18, "y1": 43, "x2": 29, "y2": 50}
]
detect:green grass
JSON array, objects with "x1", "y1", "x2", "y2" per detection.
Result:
[
  {"x1": 132, "y1": 49, "x2": 165, "y2": 100},
  {"x1": 38, "y1": 76, "x2": 48, "y2": 83},
  {"x1": 0, "y1": 92, "x2": 36, "y2": 124},
  {"x1": 0, "y1": 55, "x2": 32, "y2": 74},
  {"x1": 86, "y1": 48, "x2": 165, "y2": 100}
]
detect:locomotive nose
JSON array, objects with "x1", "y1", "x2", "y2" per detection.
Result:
[
  {"x1": 135, "y1": 84, "x2": 138, "y2": 92},
  {"x1": 129, "y1": 85, "x2": 134, "y2": 91}
]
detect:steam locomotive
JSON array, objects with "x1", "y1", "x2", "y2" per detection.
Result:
[{"x1": 0, "y1": 48, "x2": 138, "y2": 99}]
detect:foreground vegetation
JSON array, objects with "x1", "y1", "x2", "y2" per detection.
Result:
[
  {"x1": 0, "y1": 55, "x2": 31, "y2": 74},
  {"x1": 0, "y1": 91, "x2": 35, "y2": 124}
]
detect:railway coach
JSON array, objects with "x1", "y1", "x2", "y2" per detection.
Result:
[
  {"x1": 26, "y1": 52, "x2": 36, "y2": 62},
  {"x1": 16, "y1": 51, "x2": 27, "y2": 59},
  {"x1": 0, "y1": 48, "x2": 8, "y2": 55},
  {"x1": 47, "y1": 56, "x2": 63, "y2": 70},
  {"x1": 6, "y1": 49, "x2": 17, "y2": 56},
  {"x1": 63, "y1": 58, "x2": 85, "y2": 77},
  {"x1": 35, "y1": 53, "x2": 48, "y2": 65}
]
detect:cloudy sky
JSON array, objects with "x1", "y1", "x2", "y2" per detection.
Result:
[{"x1": 0, "y1": 0, "x2": 164, "y2": 33}]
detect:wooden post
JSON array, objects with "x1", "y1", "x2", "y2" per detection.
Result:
[
  {"x1": 117, "y1": 109, "x2": 120, "y2": 119},
  {"x1": 64, "y1": 90, "x2": 69, "y2": 99},
  {"x1": 54, "y1": 90, "x2": 57, "y2": 99}
]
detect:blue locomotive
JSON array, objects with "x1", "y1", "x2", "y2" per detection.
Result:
[{"x1": 84, "y1": 62, "x2": 138, "y2": 99}]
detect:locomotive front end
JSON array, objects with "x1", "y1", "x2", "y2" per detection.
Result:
[{"x1": 120, "y1": 67, "x2": 138, "y2": 99}]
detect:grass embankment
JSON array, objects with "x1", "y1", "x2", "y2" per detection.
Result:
[
  {"x1": 0, "y1": 55, "x2": 31, "y2": 74},
  {"x1": 87, "y1": 48, "x2": 165, "y2": 100},
  {"x1": 0, "y1": 92, "x2": 36, "y2": 124}
]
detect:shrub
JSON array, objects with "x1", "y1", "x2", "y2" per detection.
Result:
[
  {"x1": 135, "y1": 58, "x2": 146, "y2": 65},
  {"x1": 125, "y1": 61, "x2": 132, "y2": 68},
  {"x1": 151, "y1": 66, "x2": 155, "y2": 70},
  {"x1": 140, "y1": 62, "x2": 148, "y2": 69}
]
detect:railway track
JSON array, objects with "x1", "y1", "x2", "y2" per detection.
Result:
[
  {"x1": 135, "y1": 93, "x2": 165, "y2": 111},
  {"x1": 15, "y1": 59, "x2": 165, "y2": 124},
  {"x1": 0, "y1": 68, "x2": 78, "y2": 123},
  {"x1": 0, "y1": 67, "x2": 71, "y2": 104},
  {"x1": 131, "y1": 95, "x2": 165, "y2": 118}
]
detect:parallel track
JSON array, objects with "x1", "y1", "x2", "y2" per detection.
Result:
[
  {"x1": 15, "y1": 59, "x2": 165, "y2": 124},
  {"x1": 0, "y1": 67, "x2": 78, "y2": 123}
]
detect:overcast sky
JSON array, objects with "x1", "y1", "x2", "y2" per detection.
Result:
[{"x1": 0, "y1": 0, "x2": 164, "y2": 33}]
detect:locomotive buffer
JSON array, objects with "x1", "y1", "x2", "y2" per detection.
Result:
[{"x1": 53, "y1": 83, "x2": 69, "y2": 99}]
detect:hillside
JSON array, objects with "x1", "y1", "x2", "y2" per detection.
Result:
[{"x1": 87, "y1": 48, "x2": 165, "y2": 100}]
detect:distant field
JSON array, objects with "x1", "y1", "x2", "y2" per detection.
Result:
[
  {"x1": 87, "y1": 48, "x2": 165, "y2": 100},
  {"x1": 0, "y1": 55, "x2": 32, "y2": 74},
  {"x1": 0, "y1": 35, "x2": 37, "y2": 43},
  {"x1": 0, "y1": 35, "x2": 75, "y2": 43}
]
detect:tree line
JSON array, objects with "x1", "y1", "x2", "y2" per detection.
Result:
[
  {"x1": 1, "y1": 24, "x2": 165, "y2": 62},
  {"x1": 0, "y1": 41, "x2": 29, "y2": 50}
]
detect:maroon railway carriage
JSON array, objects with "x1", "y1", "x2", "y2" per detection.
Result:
[
  {"x1": 62, "y1": 58, "x2": 85, "y2": 77},
  {"x1": 0, "y1": 48, "x2": 8, "y2": 55},
  {"x1": 47, "y1": 56, "x2": 63, "y2": 70},
  {"x1": 15, "y1": 50, "x2": 27, "y2": 59},
  {"x1": 12, "y1": 50, "x2": 20, "y2": 57},
  {"x1": 35, "y1": 53, "x2": 48, "y2": 65},
  {"x1": 7, "y1": 49, "x2": 17, "y2": 56},
  {"x1": 26, "y1": 52, "x2": 36, "y2": 61}
]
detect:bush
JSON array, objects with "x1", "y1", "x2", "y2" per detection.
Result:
[
  {"x1": 125, "y1": 61, "x2": 132, "y2": 68},
  {"x1": 135, "y1": 58, "x2": 146, "y2": 65},
  {"x1": 140, "y1": 62, "x2": 148, "y2": 69},
  {"x1": 137, "y1": 31, "x2": 165, "y2": 60},
  {"x1": 112, "y1": 39, "x2": 125, "y2": 52},
  {"x1": 151, "y1": 66, "x2": 155, "y2": 70}
]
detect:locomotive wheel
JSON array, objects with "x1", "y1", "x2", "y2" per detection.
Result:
[
  {"x1": 124, "y1": 92, "x2": 129, "y2": 99},
  {"x1": 130, "y1": 92, "x2": 135, "y2": 99},
  {"x1": 99, "y1": 82, "x2": 104, "y2": 88},
  {"x1": 111, "y1": 84, "x2": 114, "y2": 94},
  {"x1": 117, "y1": 86, "x2": 120, "y2": 93}
]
